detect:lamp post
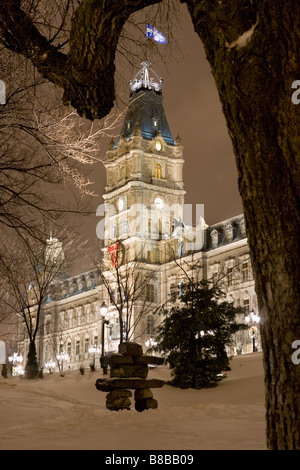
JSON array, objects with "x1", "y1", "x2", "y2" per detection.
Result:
[
  {"x1": 45, "y1": 360, "x2": 56, "y2": 373},
  {"x1": 100, "y1": 301, "x2": 109, "y2": 374},
  {"x1": 145, "y1": 337, "x2": 157, "y2": 354},
  {"x1": 56, "y1": 352, "x2": 69, "y2": 374},
  {"x1": 88, "y1": 344, "x2": 100, "y2": 370},
  {"x1": 245, "y1": 311, "x2": 260, "y2": 352},
  {"x1": 8, "y1": 352, "x2": 23, "y2": 376}
]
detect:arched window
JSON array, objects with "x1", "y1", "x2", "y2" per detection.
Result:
[
  {"x1": 242, "y1": 261, "x2": 249, "y2": 282},
  {"x1": 154, "y1": 163, "x2": 162, "y2": 179}
]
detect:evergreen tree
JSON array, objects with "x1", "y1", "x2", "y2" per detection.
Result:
[{"x1": 157, "y1": 281, "x2": 246, "y2": 389}]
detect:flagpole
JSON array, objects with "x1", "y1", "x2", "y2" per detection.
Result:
[{"x1": 145, "y1": 24, "x2": 148, "y2": 61}]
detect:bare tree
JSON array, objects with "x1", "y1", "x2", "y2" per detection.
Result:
[
  {"x1": 92, "y1": 241, "x2": 162, "y2": 345},
  {"x1": 0, "y1": 42, "x2": 128, "y2": 248},
  {"x1": 0, "y1": 232, "x2": 74, "y2": 378}
]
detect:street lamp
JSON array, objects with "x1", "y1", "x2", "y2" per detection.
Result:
[
  {"x1": 8, "y1": 352, "x2": 23, "y2": 376},
  {"x1": 100, "y1": 302, "x2": 109, "y2": 374},
  {"x1": 88, "y1": 344, "x2": 100, "y2": 370},
  {"x1": 56, "y1": 352, "x2": 69, "y2": 374},
  {"x1": 245, "y1": 310, "x2": 260, "y2": 352},
  {"x1": 45, "y1": 360, "x2": 56, "y2": 373},
  {"x1": 145, "y1": 337, "x2": 157, "y2": 353}
]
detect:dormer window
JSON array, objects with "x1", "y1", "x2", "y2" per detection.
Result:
[
  {"x1": 225, "y1": 224, "x2": 233, "y2": 242},
  {"x1": 152, "y1": 117, "x2": 158, "y2": 128},
  {"x1": 210, "y1": 229, "x2": 218, "y2": 248}
]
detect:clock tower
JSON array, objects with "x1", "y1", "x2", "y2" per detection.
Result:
[{"x1": 102, "y1": 61, "x2": 185, "y2": 265}]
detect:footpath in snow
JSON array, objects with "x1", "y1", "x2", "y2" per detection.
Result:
[{"x1": 0, "y1": 352, "x2": 266, "y2": 450}]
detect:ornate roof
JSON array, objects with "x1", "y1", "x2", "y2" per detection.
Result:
[{"x1": 119, "y1": 61, "x2": 174, "y2": 145}]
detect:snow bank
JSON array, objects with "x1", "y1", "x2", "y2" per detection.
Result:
[{"x1": 0, "y1": 352, "x2": 266, "y2": 450}]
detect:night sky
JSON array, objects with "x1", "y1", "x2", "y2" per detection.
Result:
[{"x1": 79, "y1": 5, "x2": 243, "y2": 249}]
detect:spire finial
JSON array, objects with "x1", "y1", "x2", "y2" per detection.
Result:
[{"x1": 129, "y1": 61, "x2": 162, "y2": 94}]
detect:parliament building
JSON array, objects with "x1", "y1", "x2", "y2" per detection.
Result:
[{"x1": 17, "y1": 62, "x2": 261, "y2": 372}]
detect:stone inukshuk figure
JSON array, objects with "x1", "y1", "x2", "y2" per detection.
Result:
[{"x1": 95, "y1": 342, "x2": 164, "y2": 412}]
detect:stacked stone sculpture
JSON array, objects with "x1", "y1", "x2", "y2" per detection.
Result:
[{"x1": 95, "y1": 342, "x2": 164, "y2": 412}]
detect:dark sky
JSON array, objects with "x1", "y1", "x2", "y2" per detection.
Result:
[{"x1": 79, "y1": 5, "x2": 243, "y2": 248}]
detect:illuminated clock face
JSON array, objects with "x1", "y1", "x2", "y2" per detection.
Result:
[
  {"x1": 118, "y1": 198, "x2": 124, "y2": 210},
  {"x1": 155, "y1": 140, "x2": 162, "y2": 151},
  {"x1": 154, "y1": 197, "x2": 164, "y2": 209}
]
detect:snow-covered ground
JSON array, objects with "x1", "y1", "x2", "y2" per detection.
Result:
[{"x1": 0, "y1": 352, "x2": 266, "y2": 450}]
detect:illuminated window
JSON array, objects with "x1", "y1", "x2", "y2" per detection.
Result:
[
  {"x1": 242, "y1": 261, "x2": 249, "y2": 282},
  {"x1": 154, "y1": 163, "x2": 162, "y2": 179},
  {"x1": 147, "y1": 251, "x2": 155, "y2": 263},
  {"x1": 152, "y1": 117, "x2": 158, "y2": 129},
  {"x1": 227, "y1": 266, "x2": 234, "y2": 286}
]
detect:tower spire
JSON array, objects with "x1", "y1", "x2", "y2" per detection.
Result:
[{"x1": 120, "y1": 61, "x2": 174, "y2": 145}]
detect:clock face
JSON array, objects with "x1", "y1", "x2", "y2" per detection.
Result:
[
  {"x1": 118, "y1": 198, "x2": 124, "y2": 210},
  {"x1": 155, "y1": 140, "x2": 162, "y2": 151},
  {"x1": 154, "y1": 197, "x2": 164, "y2": 209}
]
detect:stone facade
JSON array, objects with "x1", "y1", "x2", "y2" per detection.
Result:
[{"x1": 17, "y1": 63, "x2": 261, "y2": 372}]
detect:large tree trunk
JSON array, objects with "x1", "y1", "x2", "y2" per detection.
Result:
[
  {"x1": 183, "y1": 0, "x2": 300, "y2": 449},
  {"x1": 0, "y1": 0, "x2": 162, "y2": 120}
]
